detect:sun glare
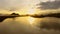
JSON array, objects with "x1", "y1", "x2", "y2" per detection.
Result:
[
  {"x1": 27, "y1": 8, "x2": 35, "y2": 14},
  {"x1": 28, "y1": 17, "x2": 35, "y2": 24}
]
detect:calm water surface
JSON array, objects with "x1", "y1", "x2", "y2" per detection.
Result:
[{"x1": 0, "y1": 17, "x2": 60, "y2": 34}]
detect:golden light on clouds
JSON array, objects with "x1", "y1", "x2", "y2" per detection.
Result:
[
  {"x1": 0, "y1": 0, "x2": 41, "y2": 14},
  {"x1": 17, "y1": 0, "x2": 40, "y2": 15},
  {"x1": 27, "y1": 8, "x2": 35, "y2": 14},
  {"x1": 0, "y1": 0, "x2": 56, "y2": 14}
]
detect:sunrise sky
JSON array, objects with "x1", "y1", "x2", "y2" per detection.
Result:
[
  {"x1": 0, "y1": 0, "x2": 39, "y2": 14},
  {"x1": 0, "y1": 0, "x2": 59, "y2": 14}
]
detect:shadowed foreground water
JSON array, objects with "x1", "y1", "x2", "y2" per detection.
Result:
[{"x1": 0, "y1": 17, "x2": 60, "y2": 34}]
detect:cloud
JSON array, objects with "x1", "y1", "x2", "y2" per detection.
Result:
[
  {"x1": 0, "y1": 0, "x2": 27, "y2": 11},
  {"x1": 38, "y1": 0, "x2": 60, "y2": 10}
]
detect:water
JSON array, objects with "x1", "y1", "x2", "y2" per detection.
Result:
[{"x1": 0, "y1": 17, "x2": 60, "y2": 34}]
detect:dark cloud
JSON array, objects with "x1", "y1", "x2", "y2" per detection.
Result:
[{"x1": 38, "y1": 0, "x2": 60, "y2": 10}]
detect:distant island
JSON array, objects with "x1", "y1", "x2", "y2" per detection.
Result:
[{"x1": 11, "y1": 13, "x2": 20, "y2": 16}]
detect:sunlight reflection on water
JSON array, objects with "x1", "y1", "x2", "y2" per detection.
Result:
[
  {"x1": 0, "y1": 17, "x2": 60, "y2": 34},
  {"x1": 0, "y1": 17, "x2": 40, "y2": 34}
]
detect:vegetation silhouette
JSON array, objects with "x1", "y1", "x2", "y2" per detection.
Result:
[
  {"x1": 31, "y1": 13, "x2": 60, "y2": 18},
  {"x1": 0, "y1": 13, "x2": 20, "y2": 22}
]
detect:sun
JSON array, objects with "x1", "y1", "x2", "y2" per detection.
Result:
[{"x1": 27, "y1": 8, "x2": 35, "y2": 14}]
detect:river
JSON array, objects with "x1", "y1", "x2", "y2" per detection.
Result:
[{"x1": 0, "y1": 17, "x2": 60, "y2": 34}]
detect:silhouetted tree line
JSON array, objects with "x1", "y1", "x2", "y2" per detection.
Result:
[
  {"x1": 39, "y1": 13, "x2": 60, "y2": 18},
  {"x1": 32, "y1": 13, "x2": 60, "y2": 18}
]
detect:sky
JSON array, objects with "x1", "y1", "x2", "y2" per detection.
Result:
[
  {"x1": 0, "y1": 0, "x2": 59, "y2": 14},
  {"x1": 0, "y1": 0, "x2": 39, "y2": 10},
  {"x1": 0, "y1": 0, "x2": 40, "y2": 14},
  {"x1": 0, "y1": 0, "x2": 54, "y2": 10}
]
